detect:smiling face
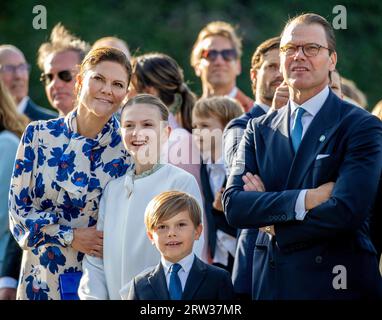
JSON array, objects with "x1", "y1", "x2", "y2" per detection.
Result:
[
  {"x1": 120, "y1": 103, "x2": 170, "y2": 165},
  {"x1": 147, "y1": 210, "x2": 202, "y2": 263},
  {"x1": 77, "y1": 60, "x2": 128, "y2": 120},
  {"x1": 280, "y1": 22, "x2": 337, "y2": 102}
]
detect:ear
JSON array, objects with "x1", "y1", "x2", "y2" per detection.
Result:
[
  {"x1": 75, "y1": 74, "x2": 82, "y2": 95},
  {"x1": 328, "y1": 51, "x2": 337, "y2": 72},
  {"x1": 145, "y1": 86, "x2": 159, "y2": 97},
  {"x1": 194, "y1": 223, "x2": 203, "y2": 240},
  {"x1": 146, "y1": 231, "x2": 155, "y2": 245},
  {"x1": 250, "y1": 67, "x2": 257, "y2": 87},
  {"x1": 194, "y1": 63, "x2": 202, "y2": 78}
]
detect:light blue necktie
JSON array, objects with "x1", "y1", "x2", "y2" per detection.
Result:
[
  {"x1": 169, "y1": 263, "x2": 182, "y2": 300},
  {"x1": 291, "y1": 107, "x2": 306, "y2": 152}
]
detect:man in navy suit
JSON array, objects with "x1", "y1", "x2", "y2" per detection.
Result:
[
  {"x1": 223, "y1": 13, "x2": 382, "y2": 299},
  {"x1": 0, "y1": 45, "x2": 57, "y2": 121},
  {"x1": 223, "y1": 36, "x2": 285, "y2": 299}
]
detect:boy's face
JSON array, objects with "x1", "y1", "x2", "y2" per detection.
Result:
[
  {"x1": 147, "y1": 210, "x2": 203, "y2": 263},
  {"x1": 192, "y1": 114, "x2": 224, "y2": 161}
]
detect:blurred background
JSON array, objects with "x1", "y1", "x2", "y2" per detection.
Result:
[{"x1": 1, "y1": 0, "x2": 381, "y2": 110}]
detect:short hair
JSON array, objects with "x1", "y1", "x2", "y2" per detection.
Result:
[
  {"x1": 132, "y1": 53, "x2": 196, "y2": 132},
  {"x1": 191, "y1": 21, "x2": 242, "y2": 69},
  {"x1": 79, "y1": 46, "x2": 132, "y2": 84},
  {"x1": 251, "y1": 36, "x2": 281, "y2": 70},
  {"x1": 281, "y1": 13, "x2": 336, "y2": 52},
  {"x1": 92, "y1": 36, "x2": 131, "y2": 59},
  {"x1": 193, "y1": 96, "x2": 244, "y2": 128},
  {"x1": 0, "y1": 45, "x2": 25, "y2": 62},
  {"x1": 37, "y1": 23, "x2": 90, "y2": 70},
  {"x1": 122, "y1": 93, "x2": 169, "y2": 122},
  {"x1": 145, "y1": 191, "x2": 202, "y2": 232}
]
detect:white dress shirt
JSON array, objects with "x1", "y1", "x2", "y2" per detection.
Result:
[
  {"x1": 290, "y1": 86, "x2": 330, "y2": 220},
  {"x1": 162, "y1": 253, "x2": 195, "y2": 292}
]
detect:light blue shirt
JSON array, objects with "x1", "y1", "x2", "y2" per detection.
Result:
[
  {"x1": 289, "y1": 86, "x2": 330, "y2": 220},
  {"x1": 161, "y1": 253, "x2": 195, "y2": 292}
]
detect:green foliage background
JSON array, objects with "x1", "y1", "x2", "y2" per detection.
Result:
[{"x1": 1, "y1": 0, "x2": 381, "y2": 110}]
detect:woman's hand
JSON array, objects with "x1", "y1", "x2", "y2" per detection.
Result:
[
  {"x1": 72, "y1": 226, "x2": 104, "y2": 258},
  {"x1": 213, "y1": 187, "x2": 225, "y2": 212}
]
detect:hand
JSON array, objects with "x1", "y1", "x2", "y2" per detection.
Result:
[
  {"x1": 72, "y1": 226, "x2": 104, "y2": 258},
  {"x1": 259, "y1": 225, "x2": 275, "y2": 236},
  {"x1": 271, "y1": 81, "x2": 289, "y2": 110},
  {"x1": 0, "y1": 288, "x2": 17, "y2": 300},
  {"x1": 212, "y1": 187, "x2": 225, "y2": 212},
  {"x1": 242, "y1": 172, "x2": 265, "y2": 192},
  {"x1": 305, "y1": 181, "x2": 335, "y2": 210}
]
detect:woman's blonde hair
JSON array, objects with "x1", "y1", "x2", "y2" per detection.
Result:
[{"x1": 0, "y1": 80, "x2": 29, "y2": 137}]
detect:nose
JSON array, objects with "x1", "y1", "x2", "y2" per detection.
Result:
[
  {"x1": 101, "y1": 82, "x2": 112, "y2": 95},
  {"x1": 293, "y1": 46, "x2": 306, "y2": 60}
]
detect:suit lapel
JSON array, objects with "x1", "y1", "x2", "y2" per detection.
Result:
[
  {"x1": 148, "y1": 263, "x2": 170, "y2": 299},
  {"x1": 286, "y1": 91, "x2": 342, "y2": 189},
  {"x1": 182, "y1": 257, "x2": 207, "y2": 299}
]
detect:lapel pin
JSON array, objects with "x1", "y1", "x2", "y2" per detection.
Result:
[{"x1": 319, "y1": 135, "x2": 326, "y2": 142}]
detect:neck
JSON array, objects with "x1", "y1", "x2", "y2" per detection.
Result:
[
  {"x1": 202, "y1": 82, "x2": 236, "y2": 98},
  {"x1": 290, "y1": 83, "x2": 327, "y2": 105},
  {"x1": 134, "y1": 161, "x2": 155, "y2": 175},
  {"x1": 76, "y1": 104, "x2": 110, "y2": 138},
  {"x1": 256, "y1": 96, "x2": 271, "y2": 108}
]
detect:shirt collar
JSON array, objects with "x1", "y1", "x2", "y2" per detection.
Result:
[
  {"x1": 227, "y1": 86, "x2": 238, "y2": 98},
  {"x1": 17, "y1": 96, "x2": 29, "y2": 114},
  {"x1": 162, "y1": 252, "x2": 195, "y2": 275},
  {"x1": 289, "y1": 86, "x2": 329, "y2": 117}
]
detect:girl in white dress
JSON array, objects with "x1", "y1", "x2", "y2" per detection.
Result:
[{"x1": 79, "y1": 94, "x2": 206, "y2": 300}]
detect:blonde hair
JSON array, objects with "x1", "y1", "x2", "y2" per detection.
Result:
[
  {"x1": 0, "y1": 80, "x2": 29, "y2": 137},
  {"x1": 145, "y1": 191, "x2": 201, "y2": 232},
  {"x1": 37, "y1": 23, "x2": 90, "y2": 70},
  {"x1": 191, "y1": 21, "x2": 242, "y2": 68},
  {"x1": 193, "y1": 96, "x2": 244, "y2": 128}
]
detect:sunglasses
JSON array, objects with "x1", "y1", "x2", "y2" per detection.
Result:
[
  {"x1": 40, "y1": 70, "x2": 74, "y2": 85},
  {"x1": 201, "y1": 49, "x2": 237, "y2": 62}
]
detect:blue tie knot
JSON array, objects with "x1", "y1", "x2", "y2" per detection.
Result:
[
  {"x1": 171, "y1": 263, "x2": 182, "y2": 273},
  {"x1": 295, "y1": 107, "x2": 305, "y2": 121}
]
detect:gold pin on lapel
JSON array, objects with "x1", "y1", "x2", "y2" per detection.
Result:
[{"x1": 319, "y1": 135, "x2": 326, "y2": 142}]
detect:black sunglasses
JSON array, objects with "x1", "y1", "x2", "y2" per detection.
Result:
[
  {"x1": 201, "y1": 49, "x2": 238, "y2": 62},
  {"x1": 40, "y1": 70, "x2": 73, "y2": 85}
]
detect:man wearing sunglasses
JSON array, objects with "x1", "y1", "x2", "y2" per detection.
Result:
[
  {"x1": 37, "y1": 23, "x2": 90, "y2": 116},
  {"x1": 191, "y1": 21, "x2": 253, "y2": 112},
  {"x1": 0, "y1": 45, "x2": 57, "y2": 121},
  {"x1": 224, "y1": 13, "x2": 382, "y2": 299}
]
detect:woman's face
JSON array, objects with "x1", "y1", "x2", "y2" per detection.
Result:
[
  {"x1": 120, "y1": 103, "x2": 170, "y2": 164},
  {"x1": 77, "y1": 60, "x2": 128, "y2": 119}
]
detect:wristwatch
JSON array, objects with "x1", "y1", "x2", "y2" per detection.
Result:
[{"x1": 63, "y1": 229, "x2": 74, "y2": 246}]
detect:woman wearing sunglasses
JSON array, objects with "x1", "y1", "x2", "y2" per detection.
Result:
[{"x1": 8, "y1": 47, "x2": 132, "y2": 300}]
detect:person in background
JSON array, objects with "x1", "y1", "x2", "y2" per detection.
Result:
[
  {"x1": 340, "y1": 76, "x2": 367, "y2": 108},
  {"x1": 92, "y1": 36, "x2": 131, "y2": 60},
  {"x1": 0, "y1": 80, "x2": 30, "y2": 300},
  {"x1": 372, "y1": 99, "x2": 382, "y2": 121},
  {"x1": 37, "y1": 23, "x2": 90, "y2": 116},
  {"x1": 125, "y1": 191, "x2": 234, "y2": 300},
  {"x1": 191, "y1": 21, "x2": 254, "y2": 112},
  {"x1": 329, "y1": 69, "x2": 342, "y2": 99},
  {"x1": 129, "y1": 53, "x2": 201, "y2": 187},
  {"x1": 9, "y1": 47, "x2": 132, "y2": 300},
  {"x1": 0, "y1": 44, "x2": 57, "y2": 120},
  {"x1": 192, "y1": 96, "x2": 243, "y2": 273},
  {"x1": 79, "y1": 94, "x2": 205, "y2": 300}
]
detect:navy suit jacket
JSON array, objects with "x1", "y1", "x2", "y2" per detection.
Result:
[
  {"x1": 24, "y1": 98, "x2": 58, "y2": 121},
  {"x1": 224, "y1": 90, "x2": 382, "y2": 299},
  {"x1": 224, "y1": 104, "x2": 267, "y2": 295},
  {"x1": 127, "y1": 256, "x2": 235, "y2": 300}
]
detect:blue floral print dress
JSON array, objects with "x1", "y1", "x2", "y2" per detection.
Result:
[{"x1": 8, "y1": 111, "x2": 131, "y2": 300}]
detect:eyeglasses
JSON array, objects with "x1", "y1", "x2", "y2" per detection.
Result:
[
  {"x1": 280, "y1": 43, "x2": 331, "y2": 57},
  {"x1": 40, "y1": 70, "x2": 74, "y2": 85},
  {"x1": 201, "y1": 49, "x2": 237, "y2": 62},
  {"x1": 0, "y1": 63, "x2": 30, "y2": 74}
]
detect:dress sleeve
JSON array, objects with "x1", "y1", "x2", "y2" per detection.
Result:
[{"x1": 8, "y1": 122, "x2": 72, "y2": 250}]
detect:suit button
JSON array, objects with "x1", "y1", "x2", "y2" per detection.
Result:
[
  {"x1": 281, "y1": 214, "x2": 287, "y2": 220},
  {"x1": 315, "y1": 256, "x2": 323, "y2": 264},
  {"x1": 269, "y1": 259, "x2": 275, "y2": 268}
]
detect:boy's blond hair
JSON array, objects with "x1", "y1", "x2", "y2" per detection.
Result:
[
  {"x1": 145, "y1": 191, "x2": 201, "y2": 232},
  {"x1": 193, "y1": 96, "x2": 244, "y2": 128}
]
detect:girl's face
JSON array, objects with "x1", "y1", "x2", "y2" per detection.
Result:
[
  {"x1": 77, "y1": 60, "x2": 128, "y2": 119},
  {"x1": 120, "y1": 103, "x2": 170, "y2": 164}
]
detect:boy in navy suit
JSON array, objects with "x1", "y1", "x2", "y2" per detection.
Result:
[{"x1": 125, "y1": 191, "x2": 234, "y2": 300}]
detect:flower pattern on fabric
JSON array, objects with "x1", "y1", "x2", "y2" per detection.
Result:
[{"x1": 9, "y1": 110, "x2": 131, "y2": 300}]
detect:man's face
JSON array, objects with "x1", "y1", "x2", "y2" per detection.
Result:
[
  {"x1": 0, "y1": 49, "x2": 29, "y2": 104},
  {"x1": 43, "y1": 50, "x2": 79, "y2": 115},
  {"x1": 280, "y1": 23, "x2": 336, "y2": 98},
  {"x1": 195, "y1": 35, "x2": 241, "y2": 91},
  {"x1": 252, "y1": 48, "x2": 283, "y2": 105}
]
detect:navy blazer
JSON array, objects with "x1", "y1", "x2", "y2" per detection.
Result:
[
  {"x1": 127, "y1": 256, "x2": 235, "y2": 300},
  {"x1": 224, "y1": 104, "x2": 267, "y2": 295},
  {"x1": 24, "y1": 98, "x2": 58, "y2": 121},
  {"x1": 224, "y1": 90, "x2": 382, "y2": 299}
]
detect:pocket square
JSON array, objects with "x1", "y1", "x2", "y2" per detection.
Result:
[{"x1": 316, "y1": 154, "x2": 330, "y2": 160}]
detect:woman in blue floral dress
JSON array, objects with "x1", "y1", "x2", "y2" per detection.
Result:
[{"x1": 8, "y1": 47, "x2": 132, "y2": 300}]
